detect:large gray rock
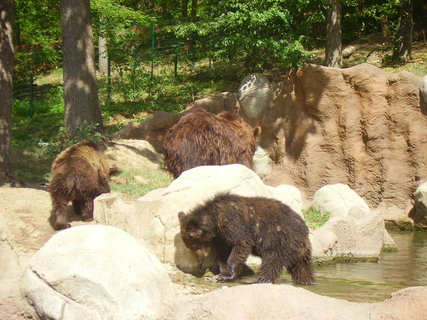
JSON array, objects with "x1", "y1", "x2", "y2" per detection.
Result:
[
  {"x1": 411, "y1": 181, "x2": 427, "y2": 227},
  {"x1": 310, "y1": 184, "x2": 395, "y2": 261},
  {"x1": 311, "y1": 206, "x2": 386, "y2": 262},
  {"x1": 21, "y1": 225, "x2": 174, "y2": 320},
  {"x1": 238, "y1": 73, "x2": 273, "y2": 123},
  {"x1": 312, "y1": 184, "x2": 370, "y2": 218}
]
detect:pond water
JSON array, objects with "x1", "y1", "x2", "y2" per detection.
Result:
[
  {"x1": 284, "y1": 230, "x2": 427, "y2": 302},
  {"x1": 180, "y1": 231, "x2": 427, "y2": 302}
]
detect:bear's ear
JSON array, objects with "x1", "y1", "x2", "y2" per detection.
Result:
[
  {"x1": 178, "y1": 212, "x2": 186, "y2": 224},
  {"x1": 253, "y1": 126, "x2": 262, "y2": 138}
]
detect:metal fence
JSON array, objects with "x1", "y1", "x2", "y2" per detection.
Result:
[{"x1": 12, "y1": 22, "x2": 203, "y2": 116}]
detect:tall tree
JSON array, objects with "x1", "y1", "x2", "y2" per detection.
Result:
[
  {"x1": 392, "y1": 0, "x2": 413, "y2": 63},
  {"x1": 326, "y1": 0, "x2": 342, "y2": 68},
  {"x1": 181, "y1": 0, "x2": 188, "y2": 19},
  {"x1": 98, "y1": 18, "x2": 108, "y2": 75},
  {"x1": 61, "y1": 0, "x2": 103, "y2": 137},
  {"x1": 325, "y1": 0, "x2": 342, "y2": 68},
  {"x1": 0, "y1": 0, "x2": 16, "y2": 185},
  {"x1": 190, "y1": 0, "x2": 197, "y2": 21}
]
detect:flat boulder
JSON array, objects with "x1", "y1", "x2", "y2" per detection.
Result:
[{"x1": 168, "y1": 284, "x2": 427, "y2": 320}]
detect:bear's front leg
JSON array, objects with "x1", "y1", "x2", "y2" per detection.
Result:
[{"x1": 217, "y1": 244, "x2": 251, "y2": 282}]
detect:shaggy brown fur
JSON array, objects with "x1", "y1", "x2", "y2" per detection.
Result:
[
  {"x1": 163, "y1": 109, "x2": 261, "y2": 178},
  {"x1": 49, "y1": 141, "x2": 113, "y2": 230},
  {"x1": 178, "y1": 193, "x2": 315, "y2": 285}
]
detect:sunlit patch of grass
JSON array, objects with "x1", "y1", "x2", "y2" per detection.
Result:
[
  {"x1": 35, "y1": 68, "x2": 64, "y2": 86},
  {"x1": 110, "y1": 167, "x2": 173, "y2": 200},
  {"x1": 303, "y1": 207, "x2": 330, "y2": 229}
]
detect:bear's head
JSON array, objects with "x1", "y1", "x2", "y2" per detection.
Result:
[{"x1": 178, "y1": 211, "x2": 216, "y2": 263}]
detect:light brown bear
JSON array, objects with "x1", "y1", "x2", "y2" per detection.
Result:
[{"x1": 49, "y1": 141, "x2": 114, "y2": 230}]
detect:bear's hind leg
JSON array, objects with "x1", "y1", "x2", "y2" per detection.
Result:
[
  {"x1": 80, "y1": 198, "x2": 94, "y2": 222},
  {"x1": 51, "y1": 198, "x2": 70, "y2": 230},
  {"x1": 287, "y1": 259, "x2": 316, "y2": 285},
  {"x1": 257, "y1": 253, "x2": 284, "y2": 283}
]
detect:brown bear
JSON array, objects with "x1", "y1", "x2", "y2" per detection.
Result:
[
  {"x1": 178, "y1": 193, "x2": 315, "y2": 285},
  {"x1": 162, "y1": 108, "x2": 261, "y2": 178},
  {"x1": 49, "y1": 141, "x2": 114, "y2": 230}
]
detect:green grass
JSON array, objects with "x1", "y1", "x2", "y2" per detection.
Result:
[
  {"x1": 12, "y1": 141, "x2": 56, "y2": 186},
  {"x1": 110, "y1": 168, "x2": 173, "y2": 200},
  {"x1": 303, "y1": 207, "x2": 330, "y2": 229}
]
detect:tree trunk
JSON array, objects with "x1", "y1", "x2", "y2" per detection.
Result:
[
  {"x1": 0, "y1": 0, "x2": 16, "y2": 185},
  {"x1": 325, "y1": 0, "x2": 342, "y2": 68},
  {"x1": 190, "y1": 0, "x2": 197, "y2": 21},
  {"x1": 392, "y1": 0, "x2": 413, "y2": 63},
  {"x1": 98, "y1": 19, "x2": 108, "y2": 76},
  {"x1": 181, "y1": 0, "x2": 188, "y2": 19},
  {"x1": 61, "y1": 0, "x2": 103, "y2": 137},
  {"x1": 379, "y1": 14, "x2": 391, "y2": 41}
]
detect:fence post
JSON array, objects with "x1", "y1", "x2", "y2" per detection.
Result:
[
  {"x1": 29, "y1": 73, "x2": 34, "y2": 117},
  {"x1": 107, "y1": 56, "x2": 111, "y2": 104},
  {"x1": 174, "y1": 44, "x2": 178, "y2": 77},
  {"x1": 132, "y1": 43, "x2": 137, "y2": 91},
  {"x1": 151, "y1": 21, "x2": 155, "y2": 79}
]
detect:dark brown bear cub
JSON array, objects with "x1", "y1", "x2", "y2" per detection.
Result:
[
  {"x1": 49, "y1": 141, "x2": 113, "y2": 230},
  {"x1": 178, "y1": 193, "x2": 315, "y2": 285}
]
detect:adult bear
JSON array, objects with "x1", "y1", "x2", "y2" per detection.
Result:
[
  {"x1": 163, "y1": 108, "x2": 261, "y2": 178},
  {"x1": 49, "y1": 141, "x2": 114, "y2": 230}
]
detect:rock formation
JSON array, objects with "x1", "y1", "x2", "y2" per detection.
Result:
[
  {"x1": 262, "y1": 64, "x2": 427, "y2": 220},
  {"x1": 111, "y1": 64, "x2": 427, "y2": 221}
]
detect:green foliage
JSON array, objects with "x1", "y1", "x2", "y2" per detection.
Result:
[
  {"x1": 13, "y1": 86, "x2": 64, "y2": 141},
  {"x1": 14, "y1": 0, "x2": 62, "y2": 80},
  {"x1": 303, "y1": 207, "x2": 330, "y2": 229},
  {"x1": 91, "y1": 0, "x2": 153, "y2": 65},
  {"x1": 99, "y1": 64, "x2": 237, "y2": 119},
  {"x1": 341, "y1": 0, "x2": 400, "y2": 43},
  {"x1": 173, "y1": 0, "x2": 321, "y2": 71}
]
